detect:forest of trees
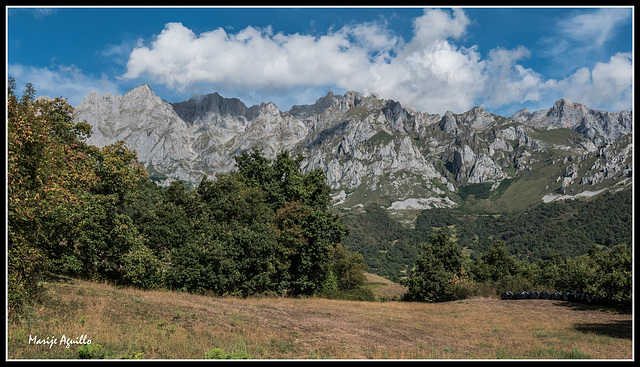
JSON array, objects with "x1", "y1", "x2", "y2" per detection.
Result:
[
  {"x1": 344, "y1": 193, "x2": 631, "y2": 306},
  {"x1": 7, "y1": 80, "x2": 368, "y2": 316},
  {"x1": 402, "y1": 229, "x2": 631, "y2": 305},
  {"x1": 7, "y1": 79, "x2": 632, "y2": 317},
  {"x1": 343, "y1": 188, "x2": 632, "y2": 280}
]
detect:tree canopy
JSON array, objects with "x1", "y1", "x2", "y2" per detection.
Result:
[
  {"x1": 402, "y1": 229, "x2": 469, "y2": 303},
  {"x1": 8, "y1": 80, "x2": 365, "y2": 317},
  {"x1": 8, "y1": 79, "x2": 146, "y2": 314}
]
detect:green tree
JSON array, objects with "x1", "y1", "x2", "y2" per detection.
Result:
[
  {"x1": 121, "y1": 176, "x2": 166, "y2": 226},
  {"x1": 140, "y1": 180, "x2": 198, "y2": 256},
  {"x1": 544, "y1": 254, "x2": 593, "y2": 293},
  {"x1": 328, "y1": 243, "x2": 368, "y2": 291},
  {"x1": 7, "y1": 79, "x2": 98, "y2": 315},
  {"x1": 164, "y1": 175, "x2": 290, "y2": 296},
  {"x1": 8, "y1": 78, "x2": 151, "y2": 305},
  {"x1": 532, "y1": 253, "x2": 565, "y2": 289},
  {"x1": 144, "y1": 180, "x2": 208, "y2": 291},
  {"x1": 121, "y1": 243, "x2": 164, "y2": 289},
  {"x1": 234, "y1": 149, "x2": 350, "y2": 296},
  {"x1": 402, "y1": 229, "x2": 469, "y2": 302},
  {"x1": 273, "y1": 200, "x2": 337, "y2": 295},
  {"x1": 587, "y1": 244, "x2": 632, "y2": 306},
  {"x1": 234, "y1": 149, "x2": 332, "y2": 212},
  {"x1": 91, "y1": 141, "x2": 146, "y2": 206},
  {"x1": 51, "y1": 141, "x2": 147, "y2": 281},
  {"x1": 471, "y1": 241, "x2": 520, "y2": 283}
]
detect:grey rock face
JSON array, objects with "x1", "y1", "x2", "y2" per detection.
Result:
[
  {"x1": 452, "y1": 146, "x2": 506, "y2": 184},
  {"x1": 290, "y1": 90, "x2": 363, "y2": 118},
  {"x1": 73, "y1": 85, "x2": 632, "y2": 211},
  {"x1": 172, "y1": 92, "x2": 252, "y2": 122},
  {"x1": 510, "y1": 98, "x2": 632, "y2": 146},
  {"x1": 74, "y1": 84, "x2": 204, "y2": 184},
  {"x1": 579, "y1": 134, "x2": 633, "y2": 186}
]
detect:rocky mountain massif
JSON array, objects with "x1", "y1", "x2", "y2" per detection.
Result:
[{"x1": 73, "y1": 84, "x2": 632, "y2": 214}]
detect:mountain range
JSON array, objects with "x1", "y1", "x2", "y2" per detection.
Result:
[{"x1": 72, "y1": 84, "x2": 632, "y2": 214}]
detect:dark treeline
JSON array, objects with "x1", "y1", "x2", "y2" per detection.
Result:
[
  {"x1": 8, "y1": 80, "x2": 369, "y2": 317},
  {"x1": 447, "y1": 189, "x2": 632, "y2": 260},
  {"x1": 342, "y1": 205, "x2": 420, "y2": 281}
]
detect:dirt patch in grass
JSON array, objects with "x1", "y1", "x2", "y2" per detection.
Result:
[{"x1": 7, "y1": 277, "x2": 632, "y2": 360}]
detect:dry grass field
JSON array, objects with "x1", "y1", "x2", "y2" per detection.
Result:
[{"x1": 7, "y1": 275, "x2": 632, "y2": 360}]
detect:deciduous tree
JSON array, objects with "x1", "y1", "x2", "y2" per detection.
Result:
[
  {"x1": 8, "y1": 79, "x2": 97, "y2": 314},
  {"x1": 402, "y1": 229, "x2": 469, "y2": 302}
]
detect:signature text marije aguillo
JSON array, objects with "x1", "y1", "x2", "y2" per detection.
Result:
[{"x1": 28, "y1": 334, "x2": 92, "y2": 349}]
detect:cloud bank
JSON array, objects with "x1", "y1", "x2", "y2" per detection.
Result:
[
  {"x1": 11, "y1": 8, "x2": 629, "y2": 115},
  {"x1": 121, "y1": 8, "x2": 631, "y2": 115}
]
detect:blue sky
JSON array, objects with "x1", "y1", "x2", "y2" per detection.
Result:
[{"x1": 6, "y1": 6, "x2": 633, "y2": 116}]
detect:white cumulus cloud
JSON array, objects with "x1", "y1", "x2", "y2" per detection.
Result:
[
  {"x1": 123, "y1": 22, "x2": 373, "y2": 94},
  {"x1": 555, "y1": 52, "x2": 633, "y2": 111},
  {"x1": 122, "y1": 8, "x2": 632, "y2": 115}
]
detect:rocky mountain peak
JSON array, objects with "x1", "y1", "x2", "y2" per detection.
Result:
[
  {"x1": 74, "y1": 84, "x2": 202, "y2": 185},
  {"x1": 289, "y1": 90, "x2": 364, "y2": 118},
  {"x1": 545, "y1": 98, "x2": 590, "y2": 128},
  {"x1": 252, "y1": 101, "x2": 280, "y2": 116},
  {"x1": 74, "y1": 85, "x2": 632, "y2": 211},
  {"x1": 77, "y1": 89, "x2": 119, "y2": 106},
  {"x1": 123, "y1": 83, "x2": 157, "y2": 101},
  {"x1": 510, "y1": 98, "x2": 632, "y2": 146},
  {"x1": 460, "y1": 106, "x2": 495, "y2": 129},
  {"x1": 172, "y1": 92, "x2": 252, "y2": 124},
  {"x1": 509, "y1": 108, "x2": 531, "y2": 123},
  {"x1": 435, "y1": 106, "x2": 495, "y2": 134},
  {"x1": 339, "y1": 90, "x2": 364, "y2": 111}
]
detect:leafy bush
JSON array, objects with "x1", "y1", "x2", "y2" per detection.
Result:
[
  {"x1": 402, "y1": 229, "x2": 469, "y2": 302},
  {"x1": 77, "y1": 343, "x2": 105, "y2": 359},
  {"x1": 586, "y1": 244, "x2": 632, "y2": 306},
  {"x1": 122, "y1": 244, "x2": 164, "y2": 288},
  {"x1": 328, "y1": 243, "x2": 367, "y2": 291},
  {"x1": 445, "y1": 267, "x2": 473, "y2": 301},
  {"x1": 471, "y1": 241, "x2": 520, "y2": 283}
]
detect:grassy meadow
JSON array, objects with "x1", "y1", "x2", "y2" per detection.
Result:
[{"x1": 7, "y1": 275, "x2": 632, "y2": 360}]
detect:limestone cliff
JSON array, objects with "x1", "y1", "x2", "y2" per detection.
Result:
[{"x1": 73, "y1": 85, "x2": 632, "y2": 211}]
